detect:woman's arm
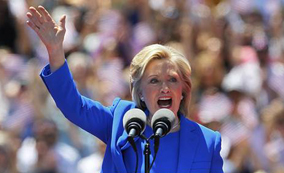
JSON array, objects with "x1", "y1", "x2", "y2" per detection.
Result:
[
  {"x1": 27, "y1": 6, "x2": 114, "y2": 143},
  {"x1": 41, "y1": 62, "x2": 114, "y2": 143}
]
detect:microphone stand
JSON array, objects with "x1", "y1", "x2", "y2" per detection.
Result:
[
  {"x1": 140, "y1": 135, "x2": 154, "y2": 173},
  {"x1": 144, "y1": 140, "x2": 150, "y2": 173}
]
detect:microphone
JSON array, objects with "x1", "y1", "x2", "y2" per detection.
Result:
[
  {"x1": 149, "y1": 109, "x2": 176, "y2": 169},
  {"x1": 123, "y1": 108, "x2": 147, "y2": 138},
  {"x1": 123, "y1": 109, "x2": 146, "y2": 173},
  {"x1": 151, "y1": 109, "x2": 176, "y2": 138}
]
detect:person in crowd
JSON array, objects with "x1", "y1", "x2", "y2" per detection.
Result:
[
  {"x1": 77, "y1": 139, "x2": 106, "y2": 173},
  {"x1": 26, "y1": 5, "x2": 223, "y2": 173},
  {"x1": 250, "y1": 98, "x2": 284, "y2": 173},
  {"x1": 17, "y1": 118, "x2": 80, "y2": 173}
]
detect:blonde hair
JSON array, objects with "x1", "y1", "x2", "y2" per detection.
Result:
[{"x1": 130, "y1": 44, "x2": 192, "y2": 116}]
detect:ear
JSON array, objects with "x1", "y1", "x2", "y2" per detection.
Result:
[{"x1": 138, "y1": 93, "x2": 144, "y2": 101}]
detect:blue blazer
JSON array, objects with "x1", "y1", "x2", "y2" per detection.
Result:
[{"x1": 40, "y1": 61, "x2": 224, "y2": 173}]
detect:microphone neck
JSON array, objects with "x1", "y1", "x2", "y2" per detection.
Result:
[
  {"x1": 170, "y1": 117, "x2": 180, "y2": 133},
  {"x1": 146, "y1": 115, "x2": 153, "y2": 127}
]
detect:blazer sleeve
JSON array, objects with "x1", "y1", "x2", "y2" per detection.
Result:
[
  {"x1": 40, "y1": 61, "x2": 116, "y2": 144},
  {"x1": 211, "y1": 131, "x2": 224, "y2": 173}
]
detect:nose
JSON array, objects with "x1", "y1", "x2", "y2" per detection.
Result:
[{"x1": 160, "y1": 82, "x2": 170, "y2": 94}]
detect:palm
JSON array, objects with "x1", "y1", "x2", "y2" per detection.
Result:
[{"x1": 40, "y1": 20, "x2": 64, "y2": 49}]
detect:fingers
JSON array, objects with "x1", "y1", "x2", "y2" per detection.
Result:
[
  {"x1": 26, "y1": 12, "x2": 41, "y2": 33},
  {"x1": 26, "y1": 5, "x2": 67, "y2": 40},
  {"x1": 26, "y1": 20, "x2": 39, "y2": 32},
  {"x1": 27, "y1": 6, "x2": 54, "y2": 29},
  {"x1": 28, "y1": 6, "x2": 44, "y2": 27},
  {"x1": 38, "y1": 5, "x2": 53, "y2": 22}
]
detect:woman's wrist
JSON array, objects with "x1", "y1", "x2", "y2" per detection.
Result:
[{"x1": 47, "y1": 46, "x2": 65, "y2": 72}]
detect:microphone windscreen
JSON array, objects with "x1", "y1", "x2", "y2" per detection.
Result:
[
  {"x1": 151, "y1": 108, "x2": 176, "y2": 128},
  {"x1": 123, "y1": 108, "x2": 147, "y2": 129}
]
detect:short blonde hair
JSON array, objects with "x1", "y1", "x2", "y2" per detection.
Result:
[{"x1": 130, "y1": 44, "x2": 192, "y2": 116}]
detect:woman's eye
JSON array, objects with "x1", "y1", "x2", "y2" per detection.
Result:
[
  {"x1": 150, "y1": 78, "x2": 158, "y2": 84},
  {"x1": 169, "y1": 77, "x2": 177, "y2": 82}
]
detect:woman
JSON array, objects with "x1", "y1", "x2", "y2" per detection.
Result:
[{"x1": 27, "y1": 6, "x2": 223, "y2": 173}]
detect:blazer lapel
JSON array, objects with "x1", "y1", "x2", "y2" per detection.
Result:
[
  {"x1": 110, "y1": 104, "x2": 143, "y2": 173},
  {"x1": 177, "y1": 116, "x2": 200, "y2": 173},
  {"x1": 111, "y1": 111, "x2": 128, "y2": 173}
]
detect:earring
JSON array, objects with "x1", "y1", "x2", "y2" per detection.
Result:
[
  {"x1": 181, "y1": 95, "x2": 184, "y2": 100},
  {"x1": 141, "y1": 97, "x2": 145, "y2": 101}
]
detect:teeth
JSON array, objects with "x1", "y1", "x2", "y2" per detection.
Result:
[
  {"x1": 160, "y1": 105, "x2": 171, "y2": 108},
  {"x1": 158, "y1": 97, "x2": 172, "y2": 108},
  {"x1": 159, "y1": 98, "x2": 171, "y2": 100}
]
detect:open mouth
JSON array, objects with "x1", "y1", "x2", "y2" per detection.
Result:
[{"x1": 157, "y1": 97, "x2": 172, "y2": 108}]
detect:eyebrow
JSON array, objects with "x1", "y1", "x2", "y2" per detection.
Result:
[
  {"x1": 146, "y1": 73, "x2": 180, "y2": 79},
  {"x1": 147, "y1": 74, "x2": 158, "y2": 78}
]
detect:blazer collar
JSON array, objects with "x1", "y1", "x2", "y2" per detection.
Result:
[{"x1": 177, "y1": 116, "x2": 200, "y2": 173}]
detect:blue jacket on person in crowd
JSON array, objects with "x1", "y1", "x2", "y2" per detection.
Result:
[{"x1": 40, "y1": 61, "x2": 224, "y2": 173}]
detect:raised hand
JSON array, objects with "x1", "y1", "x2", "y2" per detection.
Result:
[{"x1": 27, "y1": 6, "x2": 66, "y2": 71}]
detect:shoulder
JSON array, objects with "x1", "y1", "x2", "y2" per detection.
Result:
[
  {"x1": 182, "y1": 117, "x2": 221, "y2": 142},
  {"x1": 108, "y1": 97, "x2": 137, "y2": 120},
  {"x1": 109, "y1": 98, "x2": 135, "y2": 112},
  {"x1": 197, "y1": 123, "x2": 220, "y2": 139},
  {"x1": 110, "y1": 97, "x2": 134, "y2": 109}
]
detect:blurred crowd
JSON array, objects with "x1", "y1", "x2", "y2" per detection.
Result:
[{"x1": 0, "y1": 0, "x2": 284, "y2": 173}]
